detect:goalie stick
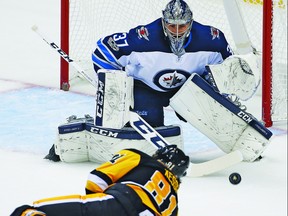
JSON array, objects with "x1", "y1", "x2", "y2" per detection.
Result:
[
  {"x1": 31, "y1": 25, "x2": 96, "y2": 88},
  {"x1": 33, "y1": 27, "x2": 243, "y2": 176},
  {"x1": 129, "y1": 110, "x2": 243, "y2": 177}
]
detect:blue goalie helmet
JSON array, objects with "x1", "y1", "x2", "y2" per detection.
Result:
[
  {"x1": 153, "y1": 145, "x2": 190, "y2": 178},
  {"x1": 162, "y1": 0, "x2": 193, "y2": 58}
]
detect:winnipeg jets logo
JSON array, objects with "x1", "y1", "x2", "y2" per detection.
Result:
[
  {"x1": 137, "y1": 26, "x2": 149, "y2": 41},
  {"x1": 210, "y1": 27, "x2": 220, "y2": 40},
  {"x1": 154, "y1": 70, "x2": 190, "y2": 91},
  {"x1": 163, "y1": 71, "x2": 183, "y2": 87}
]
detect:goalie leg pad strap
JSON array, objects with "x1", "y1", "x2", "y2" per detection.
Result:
[
  {"x1": 170, "y1": 73, "x2": 272, "y2": 162},
  {"x1": 95, "y1": 69, "x2": 133, "y2": 129}
]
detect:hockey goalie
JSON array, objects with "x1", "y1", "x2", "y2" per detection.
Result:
[{"x1": 45, "y1": 0, "x2": 272, "y2": 164}]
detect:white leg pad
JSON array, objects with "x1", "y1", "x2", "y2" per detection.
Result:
[
  {"x1": 55, "y1": 131, "x2": 88, "y2": 163},
  {"x1": 54, "y1": 116, "x2": 183, "y2": 163},
  {"x1": 232, "y1": 126, "x2": 270, "y2": 162},
  {"x1": 86, "y1": 124, "x2": 183, "y2": 163},
  {"x1": 54, "y1": 117, "x2": 89, "y2": 163},
  {"x1": 170, "y1": 74, "x2": 273, "y2": 162}
]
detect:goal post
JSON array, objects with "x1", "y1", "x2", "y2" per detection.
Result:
[
  {"x1": 262, "y1": 0, "x2": 274, "y2": 127},
  {"x1": 60, "y1": 0, "x2": 69, "y2": 91},
  {"x1": 60, "y1": 0, "x2": 287, "y2": 127}
]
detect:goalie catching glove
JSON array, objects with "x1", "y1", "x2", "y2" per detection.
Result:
[{"x1": 205, "y1": 52, "x2": 261, "y2": 101}]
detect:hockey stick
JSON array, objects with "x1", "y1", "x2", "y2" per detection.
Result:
[
  {"x1": 34, "y1": 28, "x2": 243, "y2": 176},
  {"x1": 31, "y1": 25, "x2": 96, "y2": 88},
  {"x1": 129, "y1": 111, "x2": 243, "y2": 177}
]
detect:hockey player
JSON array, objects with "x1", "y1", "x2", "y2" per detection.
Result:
[
  {"x1": 92, "y1": 0, "x2": 233, "y2": 127},
  {"x1": 45, "y1": 0, "x2": 269, "y2": 164},
  {"x1": 11, "y1": 146, "x2": 190, "y2": 216}
]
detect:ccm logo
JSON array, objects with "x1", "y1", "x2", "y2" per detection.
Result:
[
  {"x1": 50, "y1": 42, "x2": 73, "y2": 63},
  {"x1": 96, "y1": 80, "x2": 105, "y2": 118},
  {"x1": 90, "y1": 127, "x2": 118, "y2": 137},
  {"x1": 133, "y1": 119, "x2": 168, "y2": 148},
  {"x1": 237, "y1": 111, "x2": 253, "y2": 123}
]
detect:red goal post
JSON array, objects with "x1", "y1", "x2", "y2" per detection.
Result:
[{"x1": 60, "y1": 0, "x2": 287, "y2": 127}]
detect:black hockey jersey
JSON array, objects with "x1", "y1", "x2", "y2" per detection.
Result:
[{"x1": 86, "y1": 148, "x2": 180, "y2": 216}]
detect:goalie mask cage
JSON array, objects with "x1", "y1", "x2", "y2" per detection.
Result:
[{"x1": 60, "y1": 0, "x2": 287, "y2": 127}]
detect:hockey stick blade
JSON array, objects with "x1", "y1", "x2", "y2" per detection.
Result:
[
  {"x1": 187, "y1": 150, "x2": 243, "y2": 177},
  {"x1": 129, "y1": 111, "x2": 243, "y2": 177}
]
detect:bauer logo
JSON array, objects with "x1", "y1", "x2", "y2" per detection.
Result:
[{"x1": 154, "y1": 70, "x2": 190, "y2": 91}]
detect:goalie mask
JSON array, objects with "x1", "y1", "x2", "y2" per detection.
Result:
[
  {"x1": 153, "y1": 145, "x2": 190, "y2": 178},
  {"x1": 162, "y1": 0, "x2": 193, "y2": 58}
]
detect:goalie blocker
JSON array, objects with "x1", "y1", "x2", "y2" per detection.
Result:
[
  {"x1": 170, "y1": 73, "x2": 273, "y2": 162},
  {"x1": 95, "y1": 69, "x2": 133, "y2": 129},
  {"x1": 53, "y1": 115, "x2": 183, "y2": 163}
]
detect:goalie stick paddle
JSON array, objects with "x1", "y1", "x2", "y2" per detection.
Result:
[{"x1": 129, "y1": 111, "x2": 243, "y2": 177}]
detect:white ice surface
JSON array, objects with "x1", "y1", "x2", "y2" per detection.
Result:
[{"x1": 0, "y1": 1, "x2": 287, "y2": 215}]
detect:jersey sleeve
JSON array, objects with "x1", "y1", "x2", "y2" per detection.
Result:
[
  {"x1": 92, "y1": 29, "x2": 138, "y2": 72},
  {"x1": 92, "y1": 36, "x2": 125, "y2": 72},
  {"x1": 191, "y1": 22, "x2": 233, "y2": 60},
  {"x1": 206, "y1": 26, "x2": 233, "y2": 60},
  {"x1": 217, "y1": 30, "x2": 233, "y2": 59},
  {"x1": 85, "y1": 149, "x2": 141, "y2": 194}
]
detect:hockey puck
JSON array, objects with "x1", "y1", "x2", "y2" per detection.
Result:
[{"x1": 229, "y1": 173, "x2": 241, "y2": 185}]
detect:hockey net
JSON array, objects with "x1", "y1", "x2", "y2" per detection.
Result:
[{"x1": 60, "y1": 0, "x2": 287, "y2": 127}]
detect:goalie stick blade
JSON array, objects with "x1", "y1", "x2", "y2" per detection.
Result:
[{"x1": 187, "y1": 150, "x2": 243, "y2": 177}]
